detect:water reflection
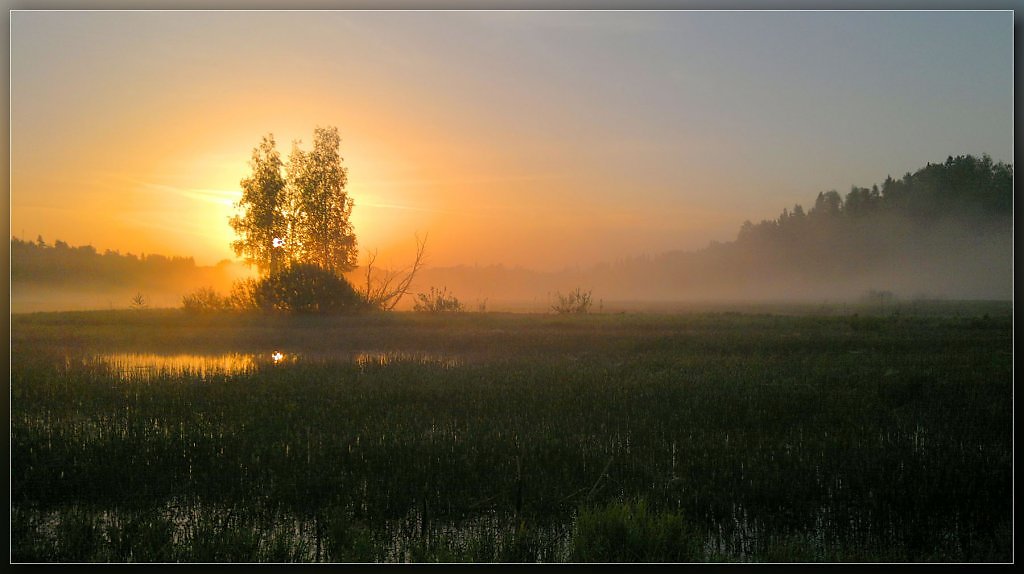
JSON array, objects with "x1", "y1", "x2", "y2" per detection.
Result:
[
  {"x1": 97, "y1": 352, "x2": 259, "y2": 380},
  {"x1": 353, "y1": 351, "x2": 462, "y2": 369},
  {"x1": 90, "y1": 349, "x2": 461, "y2": 381}
]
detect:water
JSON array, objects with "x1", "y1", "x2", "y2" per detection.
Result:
[
  {"x1": 85, "y1": 350, "x2": 463, "y2": 381},
  {"x1": 95, "y1": 352, "x2": 262, "y2": 380}
]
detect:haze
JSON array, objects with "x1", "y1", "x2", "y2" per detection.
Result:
[{"x1": 9, "y1": 10, "x2": 1013, "y2": 290}]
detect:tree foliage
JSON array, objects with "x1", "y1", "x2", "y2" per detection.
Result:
[
  {"x1": 226, "y1": 127, "x2": 364, "y2": 314},
  {"x1": 285, "y1": 126, "x2": 358, "y2": 274},
  {"x1": 230, "y1": 127, "x2": 358, "y2": 277},
  {"x1": 253, "y1": 263, "x2": 365, "y2": 314},
  {"x1": 229, "y1": 135, "x2": 287, "y2": 275}
]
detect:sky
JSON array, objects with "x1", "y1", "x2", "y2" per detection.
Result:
[{"x1": 9, "y1": 10, "x2": 1013, "y2": 271}]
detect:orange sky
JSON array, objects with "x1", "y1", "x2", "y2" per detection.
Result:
[{"x1": 9, "y1": 11, "x2": 1013, "y2": 271}]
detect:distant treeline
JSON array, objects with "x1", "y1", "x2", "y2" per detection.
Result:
[
  {"x1": 412, "y1": 154, "x2": 1013, "y2": 304},
  {"x1": 12, "y1": 237, "x2": 198, "y2": 287},
  {"x1": 649, "y1": 153, "x2": 1014, "y2": 299},
  {"x1": 733, "y1": 153, "x2": 1011, "y2": 243},
  {"x1": 10, "y1": 237, "x2": 249, "y2": 311}
]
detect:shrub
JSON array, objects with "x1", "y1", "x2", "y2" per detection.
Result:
[
  {"x1": 570, "y1": 499, "x2": 703, "y2": 562},
  {"x1": 413, "y1": 286, "x2": 464, "y2": 313},
  {"x1": 228, "y1": 279, "x2": 260, "y2": 311},
  {"x1": 182, "y1": 287, "x2": 231, "y2": 313},
  {"x1": 551, "y1": 288, "x2": 593, "y2": 314},
  {"x1": 254, "y1": 263, "x2": 365, "y2": 314},
  {"x1": 129, "y1": 293, "x2": 148, "y2": 310}
]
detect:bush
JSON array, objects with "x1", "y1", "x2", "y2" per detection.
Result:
[
  {"x1": 228, "y1": 279, "x2": 260, "y2": 311},
  {"x1": 129, "y1": 293, "x2": 148, "y2": 310},
  {"x1": 253, "y1": 263, "x2": 365, "y2": 314},
  {"x1": 551, "y1": 288, "x2": 593, "y2": 314},
  {"x1": 182, "y1": 287, "x2": 231, "y2": 313},
  {"x1": 413, "y1": 286, "x2": 464, "y2": 313},
  {"x1": 198, "y1": 266, "x2": 365, "y2": 314},
  {"x1": 570, "y1": 499, "x2": 703, "y2": 562}
]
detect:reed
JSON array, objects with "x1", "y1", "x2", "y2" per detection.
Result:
[{"x1": 10, "y1": 306, "x2": 1013, "y2": 562}]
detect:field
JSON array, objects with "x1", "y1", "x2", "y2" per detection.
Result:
[{"x1": 9, "y1": 302, "x2": 1014, "y2": 563}]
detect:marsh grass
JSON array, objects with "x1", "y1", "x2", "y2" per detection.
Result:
[
  {"x1": 10, "y1": 306, "x2": 1013, "y2": 562},
  {"x1": 570, "y1": 499, "x2": 703, "y2": 562}
]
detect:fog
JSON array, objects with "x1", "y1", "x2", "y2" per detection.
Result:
[
  {"x1": 9, "y1": 239, "x2": 252, "y2": 313},
  {"x1": 10, "y1": 153, "x2": 1013, "y2": 314},
  {"x1": 396, "y1": 214, "x2": 1011, "y2": 312},
  {"x1": 9, "y1": 226, "x2": 1010, "y2": 314},
  {"x1": 11, "y1": 214, "x2": 1012, "y2": 315}
]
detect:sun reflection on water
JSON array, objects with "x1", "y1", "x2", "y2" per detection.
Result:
[
  {"x1": 88, "y1": 349, "x2": 462, "y2": 381},
  {"x1": 96, "y1": 352, "x2": 259, "y2": 380}
]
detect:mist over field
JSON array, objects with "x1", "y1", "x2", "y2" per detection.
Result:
[
  {"x1": 409, "y1": 214, "x2": 1011, "y2": 309},
  {"x1": 11, "y1": 154, "x2": 1012, "y2": 314},
  {"x1": 9, "y1": 242, "x2": 252, "y2": 313}
]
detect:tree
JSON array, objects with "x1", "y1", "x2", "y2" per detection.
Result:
[
  {"x1": 229, "y1": 135, "x2": 287, "y2": 275},
  {"x1": 230, "y1": 127, "x2": 357, "y2": 277},
  {"x1": 843, "y1": 185, "x2": 880, "y2": 217},
  {"x1": 811, "y1": 190, "x2": 843, "y2": 217},
  {"x1": 286, "y1": 126, "x2": 358, "y2": 275},
  {"x1": 226, "y1": 127, "x2": 366, "y2": 314},
  {"x1": 226, "y1": 126, "x2": 428, "y2": 314}
]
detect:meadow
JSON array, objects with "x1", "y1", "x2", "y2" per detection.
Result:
[{"x1": 9, "y1": 302, "x2": 1014, "y2": 562}]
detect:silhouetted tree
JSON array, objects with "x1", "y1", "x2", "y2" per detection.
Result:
[
  {"x1": 811, "y1": 190, "x2": 843, "y2": 217},
  {"x1": 844, "y1": 185, "x2": 881, "y2": 217},
  {"x1": 227, "y1": 127, "x2": 362, "y2": 314},
  {"x1": 285, "y1": 126, "x2": 358, "y2": 274},
  {"x1": 229, "y1": 134, "x2": 288, "y2": 275}
]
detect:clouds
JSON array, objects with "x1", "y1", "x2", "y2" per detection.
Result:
[{"x1": 139, "y1": 182, "x2": 239, "y2": 208}]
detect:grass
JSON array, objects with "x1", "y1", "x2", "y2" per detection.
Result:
[{"x1": 9, "y1": 304, "x2": 1014, "y2": 562}]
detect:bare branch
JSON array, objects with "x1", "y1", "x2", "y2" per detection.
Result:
[{"x1": 358, "y1": 234, "x2": 429, "y2": 311}]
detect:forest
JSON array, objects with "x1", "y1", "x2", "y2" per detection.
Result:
[
  {"x1": 416, "y1": 154, "x2": 1013, "y2": 305},
  {"x1": 9, "y1": 238, "x2": 247, "y2": 311}
]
